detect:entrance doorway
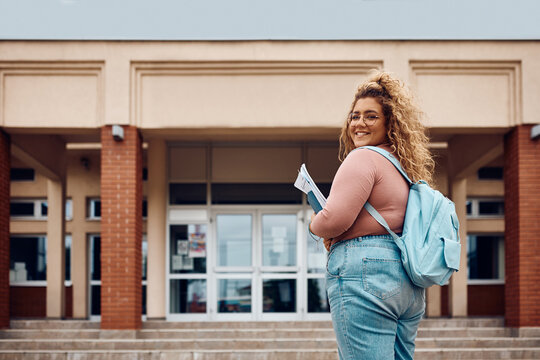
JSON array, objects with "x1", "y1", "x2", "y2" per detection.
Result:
[{"x1": 167, "y1": 206, "x2": 329, "y2": 321}]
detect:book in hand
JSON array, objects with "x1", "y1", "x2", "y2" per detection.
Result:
[{"x1": 294, "y1": 164, "x2": 327, "y2": 213}]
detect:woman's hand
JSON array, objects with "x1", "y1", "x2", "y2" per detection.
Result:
[{"x1": 310, "y1": 213, "x2": 333, "y2": 252}]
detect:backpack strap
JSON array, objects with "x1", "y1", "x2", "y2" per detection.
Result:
[
  {"x1": 356, "y1": 146, "x2": 413, "y2": 185},
  {"x1": 364, "y1": 202, "x2": 400, "y2": 241},
  {"x1": 353, "y1": 146, "x2": 411, "y2": 240}
]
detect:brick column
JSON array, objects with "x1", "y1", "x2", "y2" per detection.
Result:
[
  {"x1": 100, "y1": 126, "x2": 142, "y2": 330},
  {"x1": 504, "y1": 125, "x2": 540, "y2": 327},
  {"x1": 0, "y1": 131, "x2": 10, "y2": 329}
]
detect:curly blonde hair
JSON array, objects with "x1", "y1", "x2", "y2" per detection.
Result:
[{"x1": 339, "y1": 70, "x2": 434, "y2": 184}]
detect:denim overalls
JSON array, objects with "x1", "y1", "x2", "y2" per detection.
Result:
[{"x1": 326, "y1": 234, "x2": 425, "y2": 360}]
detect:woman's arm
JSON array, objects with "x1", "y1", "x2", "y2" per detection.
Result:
[{"x1": 309, "y1": 149, "x2": 378, "y2": 239}]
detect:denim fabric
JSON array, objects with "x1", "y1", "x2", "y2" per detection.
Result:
[{"x1": 326, "y1": 235, "x2": 425, "y2": 360}]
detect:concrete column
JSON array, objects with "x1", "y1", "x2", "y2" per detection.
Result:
[
  {"x1": 0, "y1": 131, "x2": 10, "y2": 328},
  {"x1": 46, "y1": 178, "x2": 66, "y2": 318},
  {"x1": 504, "y1": 125, "x2": 540, "y2": 327},
  {"x1": 71, "y1": 225, "x2": 88, "y2": 319},
  {"x1": 100, "y1": 125, "x2": 143, "y2": 330},
  {"x1": 448, "y1": 177, "x2": 468, "y2": 317},
  {"x1": 146, "y1": 139, "x2": 167, "y2": 319},
  {"x1": 426, "y1": 286, "x2": 442, "y2": 317}
]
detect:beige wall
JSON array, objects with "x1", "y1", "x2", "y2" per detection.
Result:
[{"x1": 0, "y1": 41, "x2": 538, "y2": 134}]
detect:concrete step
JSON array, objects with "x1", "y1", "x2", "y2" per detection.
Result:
[
  {"x1": 10, "y1": 320, "x2": 101, "y2": 330},
  {"x1": 0, "y1": 327, "x2": 518, "y2": 340},
  {"x1": 9, "y1": 317, "x2": 504, "y2": 330},
  {"x1": 414, "y1": 347, "x2": 540, "y2": 359},
  {"x1": 1, "y1": 348, "x2": 540, "y2": 360},
  {"x1": 1, "y1": 337, "x2": 540, "y2": 351}
]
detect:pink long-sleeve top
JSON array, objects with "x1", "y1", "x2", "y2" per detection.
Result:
[{"x1": 310, "y1": 145, "x2": 409, "y2": 246}]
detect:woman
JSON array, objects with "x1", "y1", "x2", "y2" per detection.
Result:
[{"x1": 309, "y1": 70, "x2": 434, "y2": 360}]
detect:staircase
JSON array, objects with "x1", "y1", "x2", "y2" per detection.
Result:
[{"x1": 1, "y1": 317, "x2": 540, "y2": 359}]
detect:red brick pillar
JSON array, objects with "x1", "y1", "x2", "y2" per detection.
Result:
[
  {"x1": 504, "y1": 125, "x2": 540, "y2": 327},
  {"x1": 100, "y1": 126, "x2": 142, "y2": 330},
  {"x1": 0, "y1": 131, "x2": 10, "y2": 329}
]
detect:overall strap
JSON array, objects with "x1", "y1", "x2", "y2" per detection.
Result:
[{"x1": 357, "y1": 146, "x2": 413, "y2": 185}]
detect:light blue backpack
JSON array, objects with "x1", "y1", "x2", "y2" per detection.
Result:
[{"x1": 359, "y1": 146, "x2": 461, "y2": 288}]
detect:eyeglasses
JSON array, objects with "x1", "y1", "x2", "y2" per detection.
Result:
[{"x1": 347, "y1": 112, "x2": 381, "y2": 126}]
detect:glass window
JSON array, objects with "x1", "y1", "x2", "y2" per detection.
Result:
[
  {"x1": 262, "y1": 279, "x2": 296, "y2": 313},
  {"x1": 10, "y1": 236, "x2": 47, "y2": 282},
  {"x1": 65, "y1": 235, "x2": 71, "y2": 282},
  {"x1": 10, "y1": 168, "x2": 35, "y2": 181},
  {"x1": 142, "y1": 199, "x2": 148, "y2": 218},
  {"x1": 169, "y1": 183, "x2": 207, "y2": 205},
  {"x1": 41, "y1": 202, "x2": 47, "y2": 216},
  {"x1": 169, "y1": 224, "x2": 207, "y2": 274},
  {"x1": 65, "y1": 199, "x2": 73, "y2": 220},
  {"x1": 218, "y1": 279, "x2": 251, "y2": 313},
  {"x1": 211, "y1": 184, "x2": 302, "y2": 205},
  {"x1": 142, "y1": 167, "x2": 148, "y2": 181},
  {"x1": 88, "y1": 198, "x2": 101, "y2": 219},
  {"x1": 142, "y1": 236, "x2": 148, "y2": 281},
  {"x1": 477, "y1": 167, "x2": 503, "y2": 180},
  {"x1": 262, "y1": 214, "x2": 297, "y2": 267},
  {"x1": 10, "y1": 202, "x2": 36, "y2": 217},
  {"x1": 468, "y1": 234, "x2": 504, "y2": 280},
  {"x1": 91, "y1": 284, "x2": 100, "y2": 316},
  {"x1": 142, "y1": 284, "x2": 147, "y2": 316},
  {"x1": 467, "y1": 198, "x2": 504, "y2": 218},
  {"x1": 466, "y1": 200, "x2": 472, "y2": 215},
  {"x1": 90, "y1": 236, "x2": 101, "y2": 281},
  {"x1": 170, "y1": 279, "x2": 207, "y2": 314},
  {"x1": 216, "y1": 214, "x2": 252, "y2": 267},
  {"x1": 307, "y1": 278, "x2": 330, "y2": 313},
  {"x1": 478, "y1": 200, "x2": 504, "y2": 216},
  {"x1": 10, "y1": 199, "x2": 72, "y2": 220}
]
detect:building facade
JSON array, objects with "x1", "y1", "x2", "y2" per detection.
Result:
[{"x1": 1, "y1": 40, "x2": 539, "y2": 329}]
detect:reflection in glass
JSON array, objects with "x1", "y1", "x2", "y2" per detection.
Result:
[
  {"x1": 262, "y1": 214, "x2": 296, "y2": 267},
  {"x1": 307, "y1": 278, "x2": 330, "y2": 313},
  {"x1": 218, "y1": 279, "x2": 251, "y2": 313},
  {"x1": 263, "y1": 279, "x2": 296, "y2": 313},
  {"x1": 170, "y1": 279, "x2": 207, "y2": 313},
  {"x1": 169, "y1": 225, "x2": 207, "y2": 274},
  {"x1": 217, "y1": 215, "x2": 252, "y2": 267}
]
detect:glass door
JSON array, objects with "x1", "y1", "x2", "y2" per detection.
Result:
[
  {"x1": 212, "y1": 208, "x2": 302, "y2": 321},
  {"x1": 259, "y1": 212, "x2": 301, "y2": 320},
  {"x1": 167, "y1": 223, "x2": 209, "y2": 321},
  {"x1": 214, "y1": 212, "x2": 255, "y2": 320}
]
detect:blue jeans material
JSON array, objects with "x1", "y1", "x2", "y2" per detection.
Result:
[{"x1": 326, "y1": 235, "x2": 425, "y2": 360}]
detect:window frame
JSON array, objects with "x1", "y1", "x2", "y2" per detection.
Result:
[{"x1": 466, "y1": 197, "x2": 504, "y2": 219}]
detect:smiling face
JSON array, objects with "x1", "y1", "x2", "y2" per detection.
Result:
[{"x1": 348, "y1": 97, "x2": 388, "y2": 148}]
